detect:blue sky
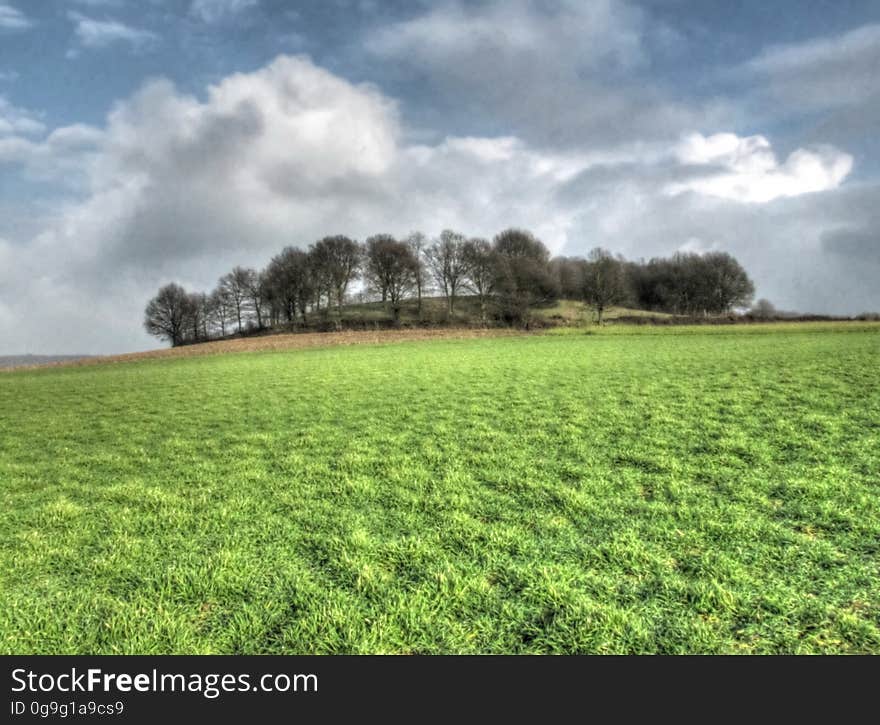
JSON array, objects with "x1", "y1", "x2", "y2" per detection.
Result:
[{"x1": 1, "y1": 0, "x2": 879, "y2": 353}]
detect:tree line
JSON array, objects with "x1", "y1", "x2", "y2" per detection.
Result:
[{"x1": 145, "y1": 228, "x2": 755, "y2": 346}]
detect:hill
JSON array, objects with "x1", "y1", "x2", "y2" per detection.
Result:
[{"x1": 0, "y1": 298, "x2": 665, "y2": 371}]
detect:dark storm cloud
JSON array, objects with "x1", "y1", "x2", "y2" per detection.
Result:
[
  {"x1": 822, "y1": 227, "x2": 880, "y2": 265},
  {"x1": 364, "y1": 0, "x2": 735, "y2": 150}
]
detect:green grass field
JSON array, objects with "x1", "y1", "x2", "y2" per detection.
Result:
[{"x1": 2, "y1": 323, "x2": 879, "y2": 653}]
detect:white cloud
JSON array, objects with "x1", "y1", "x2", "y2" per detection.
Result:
[
  {"x1": 190, "y1": 0, "x2": 258, "y2": 23},
  {"x1": 0, "y1": 122, "x2": 103, "y2": 187},
  {"x1": 0, "y1": 3, "x2": 30, "y2": 30},
  {"x1": 0, "y1": 55, "x2": 869, "y2": 355},
  {"x1": 68, "y1": 12, "x2": 158, "y2": 51},
  {"x1": 667, "y1": 133, "x2": 852, "y2": 203},
  {"x1": 0, "y1": 96, "x2": 45, "y2": 136},
  {"x1": 0, "y1": 97, "x2": 103, "y2": 185}
]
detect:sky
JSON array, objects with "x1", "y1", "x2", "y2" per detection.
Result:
[{"x1": 1, "y1": 0, "x2": 878, "y2": 354}]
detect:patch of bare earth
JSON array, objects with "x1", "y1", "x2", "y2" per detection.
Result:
[{"x1": 3, "y1": 328, "x2": 523, "y2": 372}]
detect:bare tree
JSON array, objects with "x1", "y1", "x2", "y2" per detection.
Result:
[
  {"x1": 265, "y1": 247, "x2": 312, "y2": 326},
  {"x1": 365, "y1": 235, "x2": 418, "y2": 323},
  {"x1": 306, "y1": 246, "x2": 330, "y2": 316},
  {"x1": 208, "y1": 286, "x2": 232, "y2": 337},
  {"x1": 363, "y1": 234, "x2": 397, "y2": 303},
  {"x1": 244, "y1": 269, "x2": 267, "y2": 330},
  {"x1": 550, "y1": 256, "x2": 587, "y2": 299},
  {"x1": 629, "y1": 252, "x2": 754, "y2": 315},
  {"x1": 310, "y1": 235, "x2": 361, "y2": 319},
  {"x1": 183, "y1": 292, "x2": 209, "y2": 343},
  {"x1": 702, "y1": 251, "x2": 755, "y2": 313},
  {"x1": 425, "y1": 229, "x2": 470, "y2": 316},
  {"x1": 406, "y1": 231, "x2": 428, "y2": 320},
  {"x1": 492, "y1": 228, "x2": 559, "y2": 326},
  {"x1": 493, "y1": 228, "x2": 550, "y2": 261},
  {"x1": 218, "y1": 266, "x2": 253, "y2": 333},
  {"x1": 462, "y1": 237, "x2": 497, "y2": 325},
  {"x1": 144, "y1": 283, "x2": 190, "y2": 347},
  {"x1": 582, "y1": 247, "x2": 629, "y2": 324},
  {"x1": 296, "y1": 259, "x2": 317, "y2": 326}
]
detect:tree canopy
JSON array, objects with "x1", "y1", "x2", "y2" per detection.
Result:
[{"x1": 144, "y1": 229, "x2": 757, "y2": 346}]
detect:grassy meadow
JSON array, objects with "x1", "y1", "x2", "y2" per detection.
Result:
[{"x1": 1, "y1": 322, "x2": 878, "y2": 653}]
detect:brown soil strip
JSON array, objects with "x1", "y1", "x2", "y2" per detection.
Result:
[{"x1": 3, "y1": 327, "x2": 522, "y2": 372}]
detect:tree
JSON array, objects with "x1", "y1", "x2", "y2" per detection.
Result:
[
  {"x1": 624, "y1": 251, "x2": 755, "y2": 316},
  {"x1": 208, "y1": 286, "x2": 232, "y2": 337},
  {"x1": 493, "y1": 228, "x2": 551, "y2": 261},
  {"x1": 363, "y1": 234, "x2": 396, "y2": 303},
  {"x1": 701, "y1": 251, "x2": 755, "y2": 313},
  {"x1": 244, "y1": 269, "x2": 267, "y2": 330},
  {"x1": 582, "y1": 247, "x2": 629, "y2": 324},
  {"x1": 462, "y1": 238, "x2": 497, "y2": 325},
  {"x1": 406, "y1": 231, "x2": 429, "y2": 320},
  {"x1": 296, "y1": 258, "x2": 317, "y2": 326},
  {"x1": 306, "y1": 246, "x2": 330, "y2": 316},
  {"x1": 310, "y1": 235, "x2": 361, "y2": 319},
  {"x1": 144, "y1": 283, "x2": 189, "y2": 347},
  {"x1": 218, "y1": 266, "x2": 253, "y2": 333},
  {"x1": 492, "y1": 228, "x2": 558, "y2": 326},
  {"x1": 183, "y1": 292, "x2": 208, "y2": 343},
  {"x1": 425, "y1": 229, "x2": 470, "y2": 316},
  {"x1": 550, "y1": 256, "x2": 587, "y2": 299},
  {"x1": 750, "y1": 298, "x2": 776, "y2": 319},
  {"x1": 625, "y1": 258, "x2": 661, "y2": 311},
  {"x1": 265, "y1": 247, "x2": 312, "y2": 326},
  {"x1": 364, "y1": 235, "x2": 419, "y2": 323}
]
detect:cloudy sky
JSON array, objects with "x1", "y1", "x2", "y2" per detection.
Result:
[{"x1": 1, "y1": 0, "x2": 878, "y2": 353}]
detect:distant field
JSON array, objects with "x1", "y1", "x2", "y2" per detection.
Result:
[
  {"x1": 0, "y1": 354, "x2": 93, "y2": 369},
  {"x1": 0, "y1": 328, "x2": 515, "y2": 371},
  {"x1": 1, "y1": 322, "x2": 878, "y2": 653}
]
